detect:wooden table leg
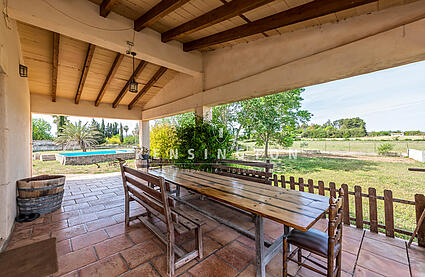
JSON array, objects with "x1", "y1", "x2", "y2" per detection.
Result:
[{"x1": 256, "y1": 215, "x2": 265, "y2": 277}]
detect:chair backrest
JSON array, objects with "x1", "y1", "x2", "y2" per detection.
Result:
[
  {"x1": 119, "y1": 164, "x2": 174, "y2": 234},
  {"x1": 327, "y1": 188, "x2": 344, "y2": 256},
  {"x1": 212, "y1": 159, "x2": 273, "y2": 184}
]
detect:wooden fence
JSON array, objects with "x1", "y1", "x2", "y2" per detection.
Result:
[{"x1": 272, "y1": 174, "x2": 425, "y2": 247}]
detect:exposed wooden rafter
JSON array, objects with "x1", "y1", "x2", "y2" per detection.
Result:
[
  {"x1": 183, "y1": 0, "x2": 377, "y2": 51},
  {"x1": 162, "y1": 0, "x2": 274, "y2": 43},
  {"x1": 51, "y1": 32, "x2": 60, "y2": 102},
  {"x1": 112, "y1": 60, "x2": 147, "y2": 108},
  {"x1": 100, "y1": 0, "x2": 118, "y2": 17},
  {"x1": 128, "y1": 67, "x2": 167, "y2": 110},
  {"x1": 134, "y1": 0, "x2": 191, "y2": 32},
  {"x1": 75, "y1": 44, "x2": 96, "y2": 104},
  {"x1": 95, "y1": 53, "x2": 124, "y2": 106}
]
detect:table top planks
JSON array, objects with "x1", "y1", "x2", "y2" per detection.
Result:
[{"x1": 149, "y1": 167, "x2": 330, "y2": 231}]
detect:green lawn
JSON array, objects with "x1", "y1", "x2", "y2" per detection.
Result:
[{"x1": 258, "y1": 154, "x2": 425, "y2": 239}]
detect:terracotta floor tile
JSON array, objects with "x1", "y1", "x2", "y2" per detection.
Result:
[
  {"x1": 341, "y1": 250, "x2": 357, "y2": 274},
  {"x1": 152, "y1": 254, "x2": 198, "y2": 277},
  {"x1": 6, "y1": 234, "x2": 51, "y2": 250},
  {"x1": 67, "y1": 213, "x2": 98, "y2": 227},
  {"x1": 78, "y1": 253, "x2": 128, "y2": 277},
  {"x1": 121, "y1": 240, "x2": 163, "y2": 269},
  {"x1": 182, "y1": 236, "x2": 221, "y2": 259},
  {"x1": 94, "y1": 234, "x2": 135, "y2": 259},
  {"x1": 237, "y1": 235, "x2": 256, "y2": 250},
  {"x1": 52, "y1": 224, "x2": 87, "y2": 242},
  {"x1": 75, "y1": 195, "x2": 98, "y2": 203},
  {"x1": 238, "y1": 264, "x2": 258, "y2": 277},
  {"x1": 96, "y1": 207, "x2": 123, "y2": 219},
  {"x1": 266, "y1": 252, "x2": 298, "y2": 277},
  {"x1": 207, "y1": 224, "x2": 239, "y2": 245},
  {"x1": 216, "y1": 240, "x2": 255, "y2": 271},
  {"x1": 343, "y1": 227, "x2": 364, "y2": 241},
  {"x1": 357, "y1": 249, "x2": 410, "y2": 277},
  {"x1": 86, "y1": 217, "x2": 117, "y2": 232},
  {"x1": 32, "y1": 220, "x2": 69, "y2": 237},
  {"x1": 120, "y1": 263, "x2": 161, "y2": 277},
  {"x1": 71, "y1": 229, "x2": 109, "y2": 250},
  {"x1": 57, "y1": 239, "x2": 72, "y2": 256},
  {"x1": 188, "y1": 254, "x2": 239, "y2": 277},
  {"x1": 342, "y1": 236, "x2": 362, "y2": 255},
  {"x1": 363, "y1": 231, "x2": 406, "y2": 248},
  {"x1": 51, "y1": 210, "x2": 81, "y2": 222},
  {"x1": 79, "y1": 204, "x2": 107, "y2": 215},
  {"x1": 353, "y1": 266, "x2": 385, "y2": 277},
  {"x1": 361, "y1": 237, "x2": 408, "y2": 264},
  {"x1": 264, "y1": 219, "x2": 285, "y2": 240},
  {"x1": 55, "y1": 246, "x2": 97, "y2": 276},
  {"x1": 64, "y1": 202, "x2": 90, "y2": 212},
  {"x1": 126, "y1": 226, "x2": 154, "y2": 244},
  {"x1": 408, "y1": 244, "x2": 425, "y2": 263}
]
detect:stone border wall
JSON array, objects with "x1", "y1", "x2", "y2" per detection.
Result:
[{"x1": 56, "y1": 152, "x2": 135, "y2": 165}]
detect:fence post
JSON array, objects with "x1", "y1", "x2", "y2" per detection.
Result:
[
  {"x1": 341, "y1": 184, "x2": 350, "y2": 225},
  {"x1": 289, "y1": 177, "x2": 295, "y2": 190},
  {"x1": 281, "y1": 175, "x2": 286, "y2": 189},
  {"x1": 329, "y1": 182, "x2": 336, "y2": 198},
  {"x1": 354, "y1": 186, "x2": 363, "y2": 229},
  {"x1": 368, "y1": 188, "x2": 378, "y2": 233},
  {"x1": 415, "y1": 194, "x2": 425, "y2": 247},
  {"x1": 318, "y1": 181, "x2": 325, "y2": 196},
  {"x1": 299, "y1": 178, "x2": 304, "y2": 192},
  {"x1": 384, "y1": 190, "x2": 395, "y2": 238},
  {"x1": 273, "y1": 174, "x2": 278, "y2": 187},
  {"x1": 308, "y1": 179, "x2": 314, "y2": 194}
]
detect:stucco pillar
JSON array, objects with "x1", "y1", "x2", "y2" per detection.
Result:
[
  {"x1": 195, "y1": 106, "x2": 212, "y2": 121},
  {"x1": 138, "y1": 120, "x2": 150, "y2": 150}
]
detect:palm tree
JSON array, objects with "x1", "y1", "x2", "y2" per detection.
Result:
[
  {"x1": 55, "y1": 121, "x2": 100, "y2": 152},
  {"x1": 123, "y1": 125, "x2": 129, "y2": 137}
]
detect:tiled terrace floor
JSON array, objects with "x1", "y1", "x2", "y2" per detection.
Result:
[{"x1": 6, "y1": 173, "x2": 425, "y2": 277}]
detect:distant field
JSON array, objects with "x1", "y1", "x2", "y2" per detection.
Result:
[{"x1": 241, "y1": 139, "x2": 425, "y2": 154}]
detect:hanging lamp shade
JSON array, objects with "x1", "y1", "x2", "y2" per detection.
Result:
[{"x1": 129, "y1": 51, "x2": 138, "y2": 93}]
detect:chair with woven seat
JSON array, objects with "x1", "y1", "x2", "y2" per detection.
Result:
[{"x1": 283, "y1": 189, "x2": 344, "y2": 277}]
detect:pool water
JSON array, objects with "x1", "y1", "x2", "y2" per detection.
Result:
[{"x1": 59, "y1": 150, "x2": 134, "y2": 157}]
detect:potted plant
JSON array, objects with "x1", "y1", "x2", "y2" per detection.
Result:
[{"x1": 140, "y1": 146, "x2": 150, "y2": 160}]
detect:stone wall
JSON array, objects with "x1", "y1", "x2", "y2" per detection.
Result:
[{"x1": 56, "y1": 152, "x2": 135, "y2": 165}]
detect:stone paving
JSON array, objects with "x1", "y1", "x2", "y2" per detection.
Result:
[{"x1": 6, "y1": 173, "x2": 425, "y2": 277}]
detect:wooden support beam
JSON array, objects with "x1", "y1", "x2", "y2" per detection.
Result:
[
  {"x1": 112, "y1": 60, "x2": 147, "y2": 108},
  {"x1": 100, "y1": 0, "x2": 118, "y2": 17},
  {"x1": 95, "y1": 53, "x2": 123, "y2": 106},
  {"x1": 134, "y1": 0, "x2": 191, "y2": 31},
  {"x1": 75, "y1": 44, "x2": 96, "y2": 104},
  {"x1": 51, "y1": 32, "x2": 60, "y2": 102},
  {"x1": 183, "y1": 0, "x2": 376, "y2": 51},
  {"x1": 161, "y1": 0, "x2": 274, "y2": 42},
  {"x1": 128, "y1": 67, "x2": 167, "y2": 110}
]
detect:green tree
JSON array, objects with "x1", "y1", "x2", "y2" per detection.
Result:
[
  {"x1": 119, "y1": 123, "x2": 124, "y2": 143},
  {"x1": 100, "y1": 119, "x2": 105, "y2": 136},
  {"x1": 55, "y1": 121, "x2": 100, "y2": 152},
  {"x1": 90, "y1": 119, "x2": 106, "y2": 145},
  {"x1": 150, "y1": 123, "x2": 178, "y2": 159},
  {"x1": 123, "y1": 125, "x2": 129, "y2": 137},
  {"x1": 52, "y1": 115, "x2": 69, "y2": 136},
  {"x1": 241, "y1": 89, "x2": 311, "y2": 157},
  {"x1": 32, "y1": 118, "x2": 53, "y2": 140}
]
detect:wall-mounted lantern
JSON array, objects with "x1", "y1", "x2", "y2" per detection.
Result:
[{"x1": 19, "y1": 64, "x2": 28, "y2": 77}]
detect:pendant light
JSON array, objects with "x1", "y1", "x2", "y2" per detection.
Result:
[{"x1": 128, "y1": 51, "x2": 138, "y2": 93}]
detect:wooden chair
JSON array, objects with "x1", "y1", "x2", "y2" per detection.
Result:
[
  {"x1": 283, "y1": 189, "x2": 344, "y2": 277},
  {"x1": 212, "y1": 159, "x2": 273, "y2": 184},
  {"x1": 119, "y1": 164, "x2": 203, "y2": 276}
]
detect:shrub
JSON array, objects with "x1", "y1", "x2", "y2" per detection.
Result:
[
  {"x1": 150, "y1": 123, "x2": 178, "y2": 159},
  {"x1": 123, "y1": 136, "x2": 137, "y2": 145},
  {"x1": 377, "y1": 143, "x2": 394, "y2": 155},
  {"x1": 107, "y1": 135, "x2": 121, "y2": 145}
]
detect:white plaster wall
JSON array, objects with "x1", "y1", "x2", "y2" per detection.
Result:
[
  {"x1": 0, "y1": 15, "x2": 31, "y2": 248},
  {"x1": 409, "y1": 149, "x2": 425, "y2": 162}
]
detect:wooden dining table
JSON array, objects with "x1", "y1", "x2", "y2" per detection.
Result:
[{"x1": 149, "y1": 167, "x2": 330, "y2": 277}]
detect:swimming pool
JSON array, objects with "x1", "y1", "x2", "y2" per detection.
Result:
[
  {"x1": 56, "y1": 149, "x2": 135, "y2": 165},
  {"x1": 59, "y1": 150, "x2": 134, "y2": 157}
]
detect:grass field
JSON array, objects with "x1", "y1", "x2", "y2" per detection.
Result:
[
  {"x1": 241, "y1": 139, "x2": 425, "y2": 154},
  {"x1": 245, "y1": 154, "x2": 425, "y2": 239}
]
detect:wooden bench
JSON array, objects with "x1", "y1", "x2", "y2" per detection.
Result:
[
  {"x1": 212, "y1": 159, "x2": 273, "y2": 185},
  {"x1": 119, "y1": 164, "x2": 203, "y2": 276}
]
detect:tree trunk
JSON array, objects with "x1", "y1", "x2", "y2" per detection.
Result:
[
  {"x1": 264, "y1": 136, "x2": 269, "y2": 158},
  {"x1": 80, "y1": 141, "x2": 86, "y2": 152}
]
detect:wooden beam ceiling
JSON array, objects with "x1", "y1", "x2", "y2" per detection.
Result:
[
  {"x1": 112, "y1": 60, "x2": 147, "y2": 108},
  {"x1": 51, "y1": 32, "x2": 60, "y2": 102},
  {"x1": 162, "y1": 0, "x2": 274, "y2": 43},
  {"x1": 100, "y1": 0, "x2": 118, "y2": 17},
  {"x1": 183, "y1": 0, "x2": 377, "y2": 51},
  {"x1": 75, "y1": 44, "x2": 96, "y2": 104},
  {"x1": 95, "y1": 53, "x2": 124, "y2": 106},
  {"x1": 134, "y1": 0, "x2": 191, "y2": 32},
  {"x1": 128, "y1": 67, "x2": 167, "y2": 110}
]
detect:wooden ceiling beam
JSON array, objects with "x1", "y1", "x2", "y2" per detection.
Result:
[
  {"x1": 75, "y1": 44, "x2": 96, "y2": 104},
  {"x1": 134, "y1": 0, "x2": 191, "y2": 32},
  {"x1": 100, "y1": 0, "x2": 118, "y2": 17},
  {"x1": 183, "y1": 0, "x2": 376, "y2": 51},
  {"x1": 112, "y1": 60, "x2": 147, "y2": 108},
  {"x1": 95, "y1": 53, "x2": 124, "y2": 106},
  {"x1": 162, "y1": 0, "x2": 274, "y2": 42},
  {"x1": 128, "y1": 67, "x2": 167, "y2": 110},
  {"x1": 51, "y1": 32, "x2": 60, "y2": 102}
]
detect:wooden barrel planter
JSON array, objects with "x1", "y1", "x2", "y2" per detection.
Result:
[{"x1": 16, "y1": 175, "x2": 66, "y2": 215}]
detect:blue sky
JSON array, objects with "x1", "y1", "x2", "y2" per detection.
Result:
[
  {"x1": 34, "y1": 60, "x2": 425, "y2": 134},
  {"x1": 301, "y1": 60, "x2": 425, "y2": 131}
]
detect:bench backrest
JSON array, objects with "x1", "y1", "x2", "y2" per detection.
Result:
[
  {"x1": 119, "y1": 165, "x2": 174, "y2": 234},
  {"x1": 148, "y1": 158, "x2": 172, "y2": 169},
  {"x1": 212, "y1": 159, "x2": 273, "y2": 184}
]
